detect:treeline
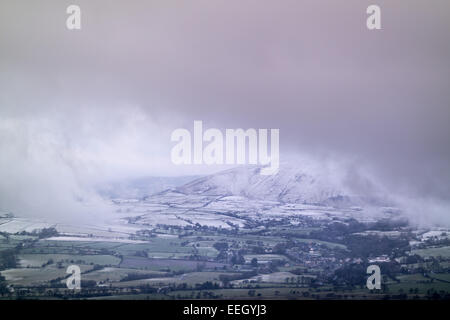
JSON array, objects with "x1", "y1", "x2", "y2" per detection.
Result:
[
  {"x1": 306, "y1": 219, "x2": 366, "y2": 243},
  {"x1": 15, "y1": 227, "x2": 59, "y2": 239},
  {"x1": 299, "y1": 219, "x2": 410, "y2": 258},
  {"x1": 344, "y1": 235, "x2": 409, "y2": 258},
  {"x1": 332, "y1": 261, "x2": 402, "y2": 287}
]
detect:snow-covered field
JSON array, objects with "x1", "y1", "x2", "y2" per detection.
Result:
[
  {"x1": 117, "y1": 189, "x2": 398, "y2": 231},
  {"x1": 45, "y1": 236, "x2": 147, "y2": 244},
  {"x1": 0, "y1": 166, "x2": 406, "y2": 238},
  {"x1": 0, "y1": 219, "x2": 54, "y2": 233}
]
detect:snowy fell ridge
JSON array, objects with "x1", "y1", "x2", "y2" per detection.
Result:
[
  {"x1": 174, "y1": 164, "x2": 390, "y2": 208},
  {"x1": 117, "y1": 164, "x2": 399, "y2": 230}
]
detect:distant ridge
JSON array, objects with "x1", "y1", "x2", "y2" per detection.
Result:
[{"x1": 175, "y1": 165, "x2": 391, "y2": 208}]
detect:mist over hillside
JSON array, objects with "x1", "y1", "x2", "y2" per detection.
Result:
[
  {"x1": 98, "y1": 176, "x2": 200, "y2": 200},
  {"x1": 176, "y1": 164, "x2": 392, "y2": 208}
]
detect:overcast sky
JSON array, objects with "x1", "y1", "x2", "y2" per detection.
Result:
[{"x1": 0, "y1": 0, "x2": 449, "y2": 224}]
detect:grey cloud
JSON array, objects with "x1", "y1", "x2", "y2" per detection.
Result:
[{"x1": 0, "y1": 0, "x2": 449, "y2": 224}]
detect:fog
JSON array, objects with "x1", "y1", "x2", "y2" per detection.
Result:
[{"x1": 0, "y1": 0, "x2": 449, "y2": 225}]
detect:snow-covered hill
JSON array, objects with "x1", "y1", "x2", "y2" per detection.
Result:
[
  {"x1": 109, "y1": 164, "x2": 397, "y2": 230},
  {"x1": 176, "y1": 165, "x2": 388, "y2": 207}
]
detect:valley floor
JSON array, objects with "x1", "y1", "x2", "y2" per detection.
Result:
[{"x1": 1, "y1": 199, "x2": 450, "y2": 300}]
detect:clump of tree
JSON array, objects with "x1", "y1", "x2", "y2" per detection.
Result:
[
  {"x1": 134, "y1": 250, "x2": 148, "y2": 258},
  {"x1": 0, "y1": 273, "x2": 10, "y2": 295},
  {"x1": 307, "y1": 219, "x2": 366, "y2": 243},
  {"x1": 41, "y1": 258, "x2": 54, "y2": 267},
  {"x1": 290, "y1": 268, "x2": 308, "y2": 275},
  {"x1": 34, "y1": 227, "x2": 59, "y2": 239},
  {"x1": 344, "y1": 235, "x2": 409, "y2": 258},
  {"x1": 219, "y1": 271, "x2": 257, "y2": 287},
  {"x1": 369, "y1": 218, "x2": 409, "y2": 231},
  {"x1": 332, "y1": 263, "x2": 367, "y2": 286},
  {"x1": 81, "y1": 280, "x2": 97, "y2": 288},
  {"x1": 213, "y1": 242, "x2": 228, "y2": 252},
  {"x1": 230, "y1": 252, "x2": 245, "y2": 265},
  {"x1": 405, "y1": 254, "x2": 423, "y2": 264},
  {"x1": 249, "y1": 245, "x2": 265, "y2": 254},
  {"x1": 272, "y1": 241, "x2": 297, "y2": 254},
  {"x1": 213, "y1": 242, "x2": 229, "y2": 262},
  {"x1": 0, "y1": 249, "x2": 17, "y2": 270},
  {"x1": 195, "y1": 281, "x2": 220, "y2": 290}
]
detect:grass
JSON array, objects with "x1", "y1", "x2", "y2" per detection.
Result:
[
  {"x1": 114, "y1": 239, "x2": 197, "y2": 256},
  {"x1": 113, "y1": 271, "x2": 227, "y2": 288},
  {"x1": 2, "y1": 264, "x2": 93, "y2": 286},
  {"x1": 243, "y1": 254, "x2": 287, "y2": 263},
  {"x1": 82, "y1": 267, "x2": 166, "y2": 282},
  {"x1": 119, "y1": 256, "x2": 226, "y2": 271},
  {"x1": 430, "y1": 273, "x2": 450, "y2": 282},
  {"x1": 295, "y1": 238, "x2": 347, "y2": 250},
  {"x1": 412, "y1": 246, "x2": 450, "y2": 259},
  {"x1": 18, "y1": 253, "x2": 121, "y2": 267},
  {"x1": 167, "y1": 287, "x2": 313, "y2": 299},
  {"x1": 387, "y1": 273, "x2": 450, "y2": 295}
]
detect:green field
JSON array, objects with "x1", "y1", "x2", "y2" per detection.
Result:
[
  {"x1": 295, "y1": 238, "x2": 347, "y2": 250},
  {"x1": 18, "y1": 253, "x2": 121, "y2": 267},
  {"x1": 82, "y1": 267, "x2": 167, "y2": 282},
  {"x1": 2, "y1": 264, "x2": 94, "y2": 286},
  {"x1": 412, "y1": 246, "x2": 450, "y2": 259}
]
